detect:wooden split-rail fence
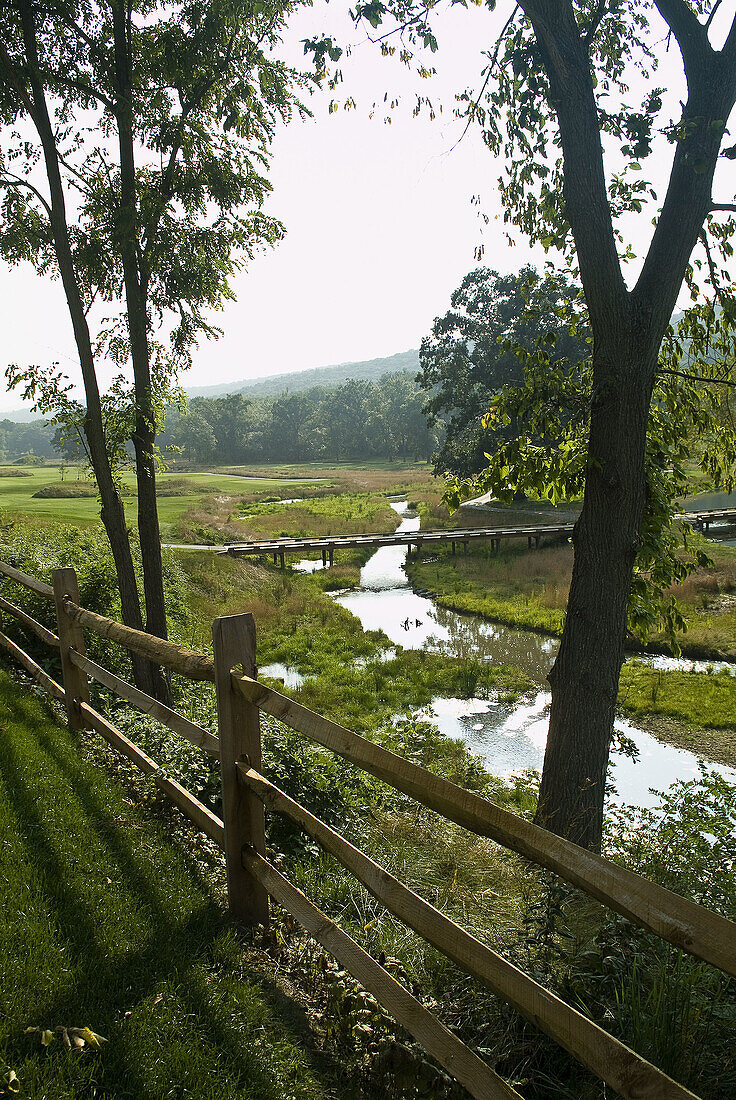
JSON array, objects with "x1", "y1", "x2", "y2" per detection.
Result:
[{"x1": 0, "y1": 555, "x2": 734, "y2": 1100}]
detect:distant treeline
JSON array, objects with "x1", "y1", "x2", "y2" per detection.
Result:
[
  {"x1": 0, "y1": 419, "x2": 56, "y2": 462},
  {"x1": 158, "y1": 371, "x2": 441, "y2": 464},
  {"x1": 0, "y1": 370, "x2": 441, "y2": 467}
]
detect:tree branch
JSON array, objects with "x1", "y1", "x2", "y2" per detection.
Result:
[
  {"x1": 0, "y1": 39, "x2": 38, "y2": 124},
  {"x1": 0, "y1": 172, "x2": 52, "y2": 218},
  {"x1": 581, "y1": 0, "x2": 608, "y2": 49},
  {"x1": 659, "y1": 367, "x2": 736, "y2": 387},
  {"x1": 51, "y1": 75, "x2": 115, "y2": 113},
  {"x1": 517, "y1": 1, "x2": 626, "y2": 324},
  {"x1": 722, "y1": 6, "x2": 736, "y2": 61},
  {"x1": 634, "y1": 7, "x2": 736, "y2": 332},
  {"x1": 711, "y1": 202, "x2": 736, "y2": 212},
  {"x1": 698, "y1": 226, "x2": 731, "y2": 306},
  {"x1": 652, "y1": 0, "x2": 711, "y2": 77},
  {"x1": 705, "y1": 0, "x2": 723, "y2": 34},
  {"x1": 56, "y1": 150, "x2": 94, "y2": 199},
  {"x1": 141, "y1": 32, "x2": 241, "y2": 257},
  {"x1": 356, "y1": 3, "x2": 437, "y2": 47}
]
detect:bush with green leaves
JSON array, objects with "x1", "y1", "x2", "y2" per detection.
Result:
[
  {"x1": 497, "y1": 771, "x2": 736, "y2": 1098},
  {"x1": 0, "y1": 521, "x2": 190, "y2": 679}
]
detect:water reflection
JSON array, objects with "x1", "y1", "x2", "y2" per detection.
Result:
[
  {"x1": 635, "y1": 654, "x2": 736, "y2": 675},
  {"x1": 260, "y1": 662, "x2": 305, "y2": 688},
  {"x1": 681, "y1": 491, "x2": 736, "y2": 546},
  {"x1": 292, "y1": 558, "x2": 325, "y2": 573},
  {"x1": 333, "y1": 497, "x2": 736, "y2": 809},
  {"x1": 682, "y1": 490, "x2": 736, "y2": 511},
  {"x1": 421, "y1": 692, "x2": 736, "y2": 810},
  {"x1": 336, "y1": 502, "x2": 559, "y2": 681}
]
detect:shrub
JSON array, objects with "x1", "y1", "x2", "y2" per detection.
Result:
[{"x1": 32, "y1": 484, "x2": 98, "y2": 498}]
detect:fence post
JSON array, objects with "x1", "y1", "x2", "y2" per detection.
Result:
[
  {"x1": 52, "y1": 567, "x2": 89, "y2": 730},
  {"x1": 212, "y1": 612, "x2": 269, "y2": 925}
]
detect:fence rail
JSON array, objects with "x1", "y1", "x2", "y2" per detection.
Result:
[{"x1": 0, "y1": 556, "x2": 732, "y2": 1100}]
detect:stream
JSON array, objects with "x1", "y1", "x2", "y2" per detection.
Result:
[{"x1": 270, "y1": 501, "x2": 736, "y2": 811}]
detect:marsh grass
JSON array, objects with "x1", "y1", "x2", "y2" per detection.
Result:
[
  {"x1": 409, "y1": 534, "x2": 736, "y2": 660},
  {"x1": 618, "y1": 662, "x2": 736, "y2": 764},
  {"x1": 407, "y1": 544, "x2": 571, "y2": 636},
  {"x1": 219, "y1": 461, "x2": 436, "y2": 494}
]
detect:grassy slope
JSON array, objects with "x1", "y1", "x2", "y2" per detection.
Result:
[{"x1": 0, "y1": 672, "x2": 340, "y2": 1100}]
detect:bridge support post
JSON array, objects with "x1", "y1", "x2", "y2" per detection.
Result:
[
  {"x1": 452, "y1": 541, "x2": 456, "y2": 555},
  {"x1": 212, "y1": 613, "x2": 269, "y2": 927},
  {"x1": 279, "y1": 551, "x2": 285, "y2": 569},
  {"x1": 329, "y1": 547, "x2": 334, "y2": 567},
  {"x1": 322, "y1": 549, "x2": 327, "y2": 567}
]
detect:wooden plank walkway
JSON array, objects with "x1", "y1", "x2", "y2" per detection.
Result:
[
  {"x1": 222, "y1": 508, "x2": 736, "y2": 566},
  {"x1": 224, "y1": 522, "x2": 575, "y2": 566},
  {"x1": 675, "y1": 508, "x2": 736, "y2": 532}
]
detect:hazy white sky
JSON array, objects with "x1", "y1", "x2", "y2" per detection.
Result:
[
  {"x1": 1, "y1": 1, "x2": 733, "y2": 414},
  {"x1": 0, "y1": 3, "x2": 540, "y2": 413}
]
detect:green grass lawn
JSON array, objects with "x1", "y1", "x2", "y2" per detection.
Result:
[
  {"x1": 0, "y1": 671, "x2": 340, "y2": 1100},
  {"x1": 0, "y1": 467, "x2": 323, "y2": 533}
]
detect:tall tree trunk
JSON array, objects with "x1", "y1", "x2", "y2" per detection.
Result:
[
  {"x1": 112, "y1": 0, "x2": 171, "y2": 704},
  {"x1": 17, "y1": 0, "x2": 157, "y2": 696},
  {"x1": 518, "y1": 0, "x2": 736, "y2": 850},
  {"x1": 535, "y1": 331, "x2": 657, "y2": 850}
]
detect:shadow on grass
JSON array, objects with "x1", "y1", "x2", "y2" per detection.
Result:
[{"x1": 0, "y1": 678, "x2": 343, "y2": 1100}]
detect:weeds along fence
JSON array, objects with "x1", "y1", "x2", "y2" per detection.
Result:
[{"x1": 0, "y1": 557, "x2": 734, "y2": 1100}]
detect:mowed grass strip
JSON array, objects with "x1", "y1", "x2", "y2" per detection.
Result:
[
  {"x1": 0, "y1": 466, "x2": 318, "y2": 531},
  {"x1": 0, "y1": 671, "x2": 337, "y2": 1100}
]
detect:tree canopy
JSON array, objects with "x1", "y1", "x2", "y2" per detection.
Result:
[
  {"x1": 418, "y1": 265, "x2": 589, "y2": 478},
  {"x1": 0, "y1": 0, "x2": 305, "y2": 696},
  {"x1": 161, "y1": 370, "x2": 439, "y2": 464}
]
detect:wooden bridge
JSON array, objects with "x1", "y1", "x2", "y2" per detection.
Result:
[
  {"x1": 224, "y1": 522, "x2": 576, "y2": 567},
  {"x1": 676, "y1": 508, "x2": 736, "y2": 532},
  {"x1": 222, "y1": 508, "x2": 736, "y2": 567}
]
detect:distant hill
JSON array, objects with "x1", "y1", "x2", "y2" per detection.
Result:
[
  {"x1": 186, "y1": 349, "x2": 420, "y2": 399},
  {"x1": 0, "y1": 408, "x2": 46, "y2": 423}
]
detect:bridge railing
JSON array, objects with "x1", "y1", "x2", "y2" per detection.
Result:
[{"x1": 0, "y1": 555, "x2": 733, "y2": 1100}]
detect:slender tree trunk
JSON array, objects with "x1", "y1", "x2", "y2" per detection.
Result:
[
  {"x1": 535, "y1": 329, "x2": 658, "y2": 850},
  {"x1": 17, "y1": 0, "x2": 157, "y2": 695},
  {"x1": 112, "y1": 0, "x2": 171, "y2": 704}
]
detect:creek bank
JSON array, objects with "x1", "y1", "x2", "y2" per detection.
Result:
[
  {"x1": 617, "y1": 712, "x2": 736, "y2": 770},
  {"x1": 327, "y1": 504, "x2": 736, "y2": 806},
  {"x1": 406, "y1": 552, "x2": 736, "y2": 771},
  {"x1": 407, "y1": 552, "x2": 736, "y2": 661}
]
